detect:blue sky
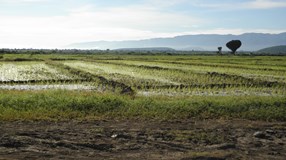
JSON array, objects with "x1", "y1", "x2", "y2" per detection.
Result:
[{"x1": 0, "y1": 0, "x2": 286, "y2": 48}]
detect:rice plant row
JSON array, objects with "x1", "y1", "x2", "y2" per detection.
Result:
[
  {"x1": 0, "y1": 62, "x2": 79, "y2": 82},
  {"x1": 48, "y1": 61, "x2": 135, "y2": 95},
  {"x1": 90, "y1": 60, "x2": 285, "y2": 86},
  {"x1": 63, "y1": 61, "x2": 285, "y2": 96},
  {"x1": 99, "y1": 60, "x2": 286, "y2": 83}
]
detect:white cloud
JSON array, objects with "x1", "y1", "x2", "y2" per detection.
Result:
[
  {"x1": 0, "y1": 5, "x2": 203, "y2": 48},
  {"x1": 193, "y1": 0, "x2": 286, "y2": 10},
  {"x1": 145, "y1": 0, "x2": 188, "y2": 7},
  {"x1": 244, "y1": 0, "x2": 286, "y2": 9},
  {"x1": 0, "y1": 0, "x2": 48, "y2": 3}
]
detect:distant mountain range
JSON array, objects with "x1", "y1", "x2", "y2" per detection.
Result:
[
  {"x1": 115, "y1": 47, "x2": 176, "y2": 52},
  {"x1": 257, "y1": 45, "x2": 286, "y2": 54},
  {"x1": 68, "y1": 32, "x2": 286, "y2": 51}
]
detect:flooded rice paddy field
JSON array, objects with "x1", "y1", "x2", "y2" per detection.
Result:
[{"x1": 0, "y1": 56, "x2": 285, "y2": 96}]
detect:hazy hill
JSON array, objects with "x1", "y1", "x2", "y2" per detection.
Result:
[
  {"x1": 68, "y1": 32, "x2": 286, "y2": 51},
  {"x1": 115, "y1": 47, "x2": 175, "y2": 52},
  {"x1": 257, "y1": 45, "x2": 286, "y2": 54}
]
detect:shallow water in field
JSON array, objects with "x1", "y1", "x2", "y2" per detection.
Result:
[
  {"x1": 0, "y1": 84, "x2": 98, "y2": 91},
  {"x1": 0, "y1": 63, "x2": 76, "y2": 81},
  {"x1": 0, "y1": 84, "x2": 281, "y2": 96},
  {"x1": 138, "y1": 90, "x2": 280, "y2": 97}
]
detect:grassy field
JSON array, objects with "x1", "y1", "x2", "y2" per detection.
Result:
[{"x1": 0, "y1": 54, "x2": 285, "y2": 121}]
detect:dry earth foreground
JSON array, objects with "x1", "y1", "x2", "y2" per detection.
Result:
[{"x1": 0, "y1": 120, "x2": 286, "y2": 160}]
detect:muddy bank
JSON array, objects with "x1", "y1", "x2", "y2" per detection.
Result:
[{"x1": 0, "y1": 120, "x2": 285, "y2": 160}]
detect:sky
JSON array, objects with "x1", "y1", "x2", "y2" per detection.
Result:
[{"x1": 0, "y1": 0, "x2": 286, "y2": 48}]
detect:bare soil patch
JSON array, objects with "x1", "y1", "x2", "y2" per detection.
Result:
[{"x1": 0, "y1": 119, "x2": 285, "y2": 160}]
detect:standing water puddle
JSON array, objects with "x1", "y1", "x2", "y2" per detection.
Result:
[{"x1": 0, "y1": 84, "x2": 98, "y2": 91}]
